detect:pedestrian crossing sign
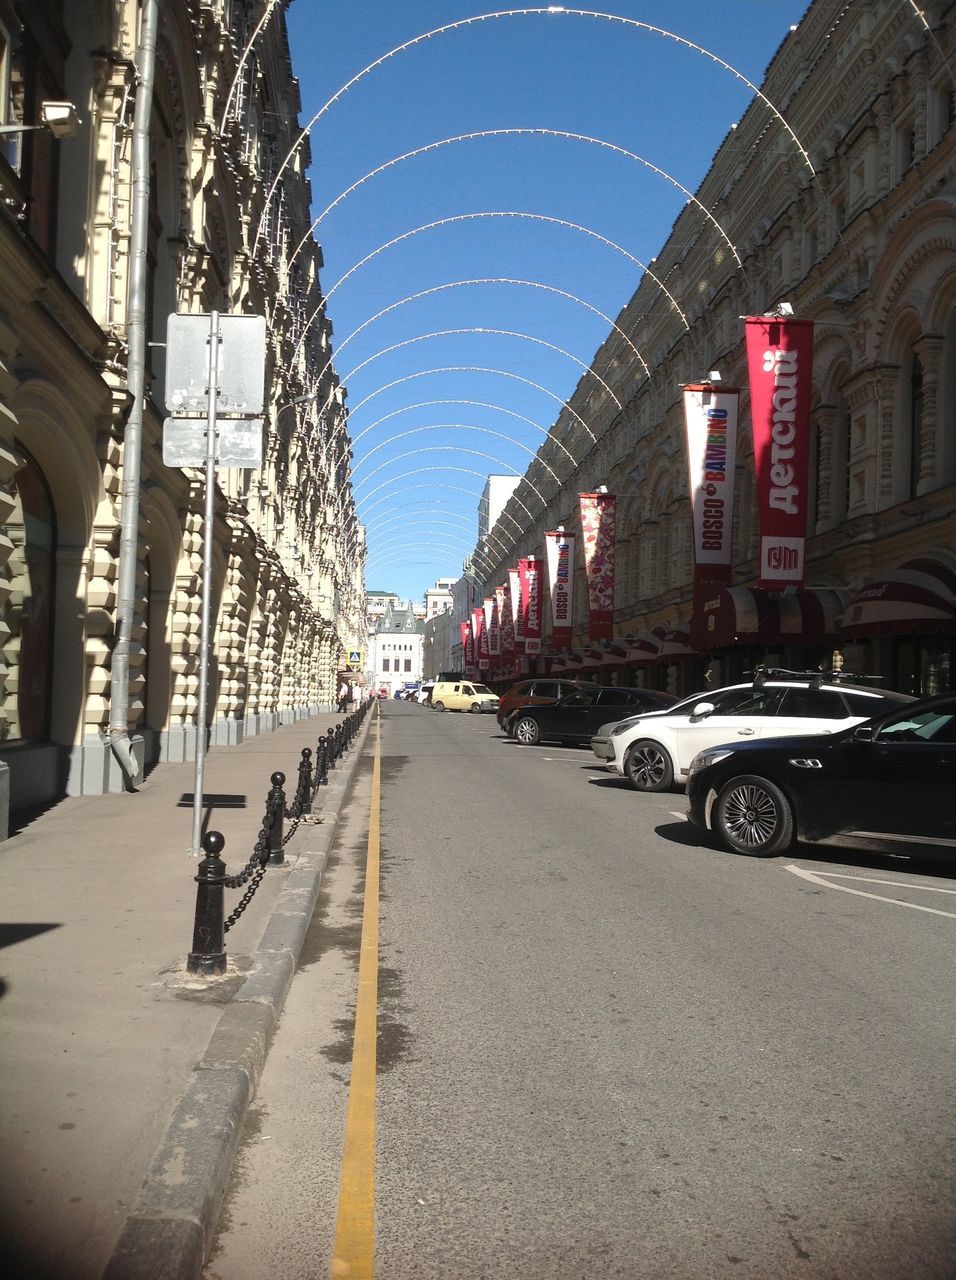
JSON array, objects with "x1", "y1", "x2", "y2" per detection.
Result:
[{"x1": 348, "y1": 649, "x2": 363, "y2": 667}]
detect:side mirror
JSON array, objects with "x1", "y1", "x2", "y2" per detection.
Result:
[
  {"x1": 852, "y1": 724, "x2": 875, "y2": 743},
  {"x1": 691, "y1": 701, "x2": 715, "y2": 718}
]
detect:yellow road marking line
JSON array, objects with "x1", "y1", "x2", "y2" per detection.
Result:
[{"x1": 332, "y1": 708, "x2": 381, "y2": 1278}]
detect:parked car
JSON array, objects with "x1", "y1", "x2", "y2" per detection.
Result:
[
  {"x1": 431, "y1": 680, "x2": 500, "y2": 713},
  {"x1": 600, "y1": 673, "x2": 914, "y2": 792},
  {"x1": 511, "y1": 685, "x2": 677, "y2": 746},
  {"x1": 415, "y1": 682, "x2": 435, "y2": 705},
  {"x1": 686, "y1": 691, "x2": 956, "y2": 856},
  {"x1": 496, "y1": 678, "x2": 587, "y2": 731}
]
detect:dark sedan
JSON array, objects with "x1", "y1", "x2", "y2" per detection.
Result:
[
  {"x1": 686, "y1": 692, "x2": 956, "y2": 856},
  {"x1": 511, "y1": 685, "x2": 677, "y2": 747}
]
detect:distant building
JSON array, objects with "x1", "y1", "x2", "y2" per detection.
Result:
[
  {"x1": 478, "y1": 477, "x2": 521, "y2": 542},
  {"x1": 424, "y1": 578, "x2": 455, "y2": 619},
  {"x1": 366, "y1": 590, "x2": 400, "y2": 623},
  {"x1": 369, "y1": 604, "x2": 424, "y2": 695}
]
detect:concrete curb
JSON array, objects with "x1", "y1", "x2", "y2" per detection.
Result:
[{"x1": 101, "y1": 713, "x2": 374, "y2": 1280}]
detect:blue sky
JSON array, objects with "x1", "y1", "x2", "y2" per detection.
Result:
[{"x1": 285, "y1": 1, "x2": 810, "y2": 599}]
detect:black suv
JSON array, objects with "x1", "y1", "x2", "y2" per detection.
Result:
[
  {"x1": 496, "y1": 678, "x2": 585, "y2": 732},
  {"x1": 511, "y1": 685, "x2": 677, "y2": 747}
]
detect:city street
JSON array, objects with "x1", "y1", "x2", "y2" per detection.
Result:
[{"x1": 205, "y1": 701, "x2": 956, "y2": 1279}]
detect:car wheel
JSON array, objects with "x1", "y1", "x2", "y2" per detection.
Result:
[
  {"x1": 623, "y1": 740, "x2": 674, "y2": 791},
  {"x1": 513, "y1": 716, "x2": 540, "y2": 746},
  {"x1": 713, "y1": 775, "x2": 795, "y2": 856},
  {"x1": 433, "y1": 700, "x2": 445, "y2": 711},
  {"x1": 470, "y1": 703, "x2": 482, "y2": 714}
]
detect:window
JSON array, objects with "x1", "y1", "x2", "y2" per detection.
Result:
[
  {"x1": 598, "y1": 689, "x2": 637, "y2": 707},
  {"x1": 1, "y1": 446, "x2": 56, "y2": 741},
  {"x1": 775, "y1": 689, "x2": 848, "y2": 720},
  {"x1": 909, "y1": 354, "x2": 924, "y2": 498},
  {"x1": 712, "y1": 689, "x2": 778, "y2": 716},
  {"x1": 894, "y1": 118, "x2": 916, "y2": 181},
  {"x1": 382, "y1": 659, "x2": 390, "y2": 672},
  {"x1": 403, "y1": 659, "x2": 411, "y2": 672},
  {"x1": 0, "y1": 6, "x2": 66, "y2": 254}
]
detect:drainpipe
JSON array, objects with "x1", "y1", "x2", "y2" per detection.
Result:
[{"x1": 109, "y1": 0, "x2": 159, "y2": 781}]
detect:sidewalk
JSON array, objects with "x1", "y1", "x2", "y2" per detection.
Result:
[{"x1": 0, "y1": 709, "x2": 372, "y2": 1280}]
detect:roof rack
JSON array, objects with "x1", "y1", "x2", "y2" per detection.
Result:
[{"x1": 750, "y1": 665, "x2": 885, "y2": 689}]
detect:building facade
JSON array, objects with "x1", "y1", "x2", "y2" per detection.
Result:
[
  {"x1": 0, "y1": 0, "x2": 363, "y2": 829},
  {"x1": 369, "y1": 604, "x2": 424, "y2": 695},
  {"x1": 471, "y1": 0, "x2": 956, "y2": 699}
]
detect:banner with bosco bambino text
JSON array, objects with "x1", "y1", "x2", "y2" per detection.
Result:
[
  {"x1": 744, "y1": 316, "x2": 814, "y2": 589},
  {"x1": 472, "y1": 607, "x2": 489, "y2": 672},
  {"x1": 508, "y1": 567, "x2": 524, "y2": 649},
  {"x1": 544, "y1": 528, "x2": 575, "y2": 649},
  {"x1": 682, "y1": 382, "x2": 739, "y2": 591}
]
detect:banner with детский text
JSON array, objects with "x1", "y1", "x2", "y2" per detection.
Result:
[{"x1": 744, "y1": 316, "x2": 814, "y2": 590}]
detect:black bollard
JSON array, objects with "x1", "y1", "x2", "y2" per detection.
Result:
[
  {"x1": 315, "y1": 735, "x2": 328, "y2": 786},
  {"x1": 296, "y1": 748, "x2": 313, "y2": 818},
  {"x1": 268, "y1": 771, "x2": 286, "y2": 864},
  {"x1": 187, "y1": 831, "x2": 227, "y2": 975},
  {"x1": 326, "y1": 727, "x2": 337, "y2": 767}
]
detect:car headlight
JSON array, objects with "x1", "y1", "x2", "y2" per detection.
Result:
[
  {"x1": 610, "y1": 717, "x2": 641, "y2": 737},
  {"x1": 688, "y1": 747, "x2": 734, "y2": 775}
]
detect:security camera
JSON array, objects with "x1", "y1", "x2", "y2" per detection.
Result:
[{"x1": 40, "y1": 102, "x2": 81, "y2": 140}]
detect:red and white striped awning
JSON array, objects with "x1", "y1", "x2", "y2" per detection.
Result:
[
  {"x1": 583, "y1": 640, "x2": 629, "y2": 666},
  {"x1": 625, "y1": 628, "x2": 667, "y2": 662},
  {"x1": 841, "y1": 553, "x2": 956, "y2": 638},
  {"x1": 655, "y1": 624, "x2": 696, "y2": 660},
  {"x1": 692, "y1": 586, "x2": 779, "y2": 649},
  {"x1": 775, "y1": 589, "x2": 849, "y2": 642}
]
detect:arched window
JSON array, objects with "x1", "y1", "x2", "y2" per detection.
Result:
[
  {"x1": 909, "y1": 353, "x2": 924, "y2": 499},
  {"x1": 1, "y1": 446, "x2": 56, "y2": 741}
]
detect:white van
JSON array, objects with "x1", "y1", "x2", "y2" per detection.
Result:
[{"x1": 430, "y1": 680, "x2": 500, "y2": 714}]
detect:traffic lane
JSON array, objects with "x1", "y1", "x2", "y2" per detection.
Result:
[{"x1": 374, "y1": 707, "x2": 956, "y2": 1278}]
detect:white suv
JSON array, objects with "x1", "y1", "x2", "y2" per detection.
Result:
[{"x1": 599, "y1": 674, "x2": 911, "y2": 792}]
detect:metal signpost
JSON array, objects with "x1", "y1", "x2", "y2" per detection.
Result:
[{"x1": 164, "y1": 312, "x2": 266, "y2": 855}]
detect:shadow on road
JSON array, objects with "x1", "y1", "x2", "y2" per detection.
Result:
[{"x1": 653, "y1": 820, "x2": 956, "y2": 878}]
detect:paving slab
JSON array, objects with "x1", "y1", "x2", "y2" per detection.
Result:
[{"x1": 0, "y1": 709, "x2": 372, "y2": 1280}]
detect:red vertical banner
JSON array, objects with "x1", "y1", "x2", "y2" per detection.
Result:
[
  {"x1": 579, "y1": 492, "x2": 616, "y2": 641},
  {"x1": 499, "y1": 582, "x2": 515, "y2": 657},
  {"x1": 508, "y1": 567, "x2": 524, "y2": 650},
  {"x1": 683, "y1": 382, "x2": 739, "y2": 591},
  {"x1": 483, "y1": 596, "x2": 499, "y2": 659},
  {"x1": 745, "y1": 317, "x2": 815, "y2": 589},
  {"x1": 544, "y1": 528, "x2": 575, "y2": 649},
  {"x1": 460, "y1": 620, "x2": 474, "y2": 675},
  {"x1": 491, "y1": 588, "x2": 504, "y2": 658},
  {"x1": 517, "y1": 556, "x2": 543, "y2": 655},
  {"x1": 472, "y1": 606, "x2": 489, "y2": 672}
]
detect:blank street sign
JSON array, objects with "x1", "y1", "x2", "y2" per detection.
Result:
[
  {"x1": 163, "y1": 417, "x2": 264, "y2": 468},
  {"x1": 165, "y1": 313, "x2": 266, "y2": 415}
]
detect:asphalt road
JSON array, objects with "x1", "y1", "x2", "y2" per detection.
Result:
[{"x1": 205, "y1": 700, "x2": 956, "y2": 1279}]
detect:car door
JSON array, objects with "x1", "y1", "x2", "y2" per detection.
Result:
[
  {"x1": 536, "y1": 690, "x2": 595, "y2": 740},
  {"x1": 580, "y1": 689, "x2": 642, "y2": 742},
  {"x1": 818, "y1": 699, "x2": 956, "y2": 840},
  {"x1": 670, "y1": 687, "x2": 784, "y2": 774}
]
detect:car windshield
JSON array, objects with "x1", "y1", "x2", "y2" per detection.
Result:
[{"x1": 471, "y1": 685, "x2": 493, "y2": 695}]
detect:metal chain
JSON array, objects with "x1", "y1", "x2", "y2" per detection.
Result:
[
  {"x1": 224, "y1": 825, "x2": 270, "y2": 888},
  {"x1": 221, "y1": 713, "x2": 363, "y2": 931},
  {"x1": 224, "y1": 863, "x2": 267, "y2": 932}
]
